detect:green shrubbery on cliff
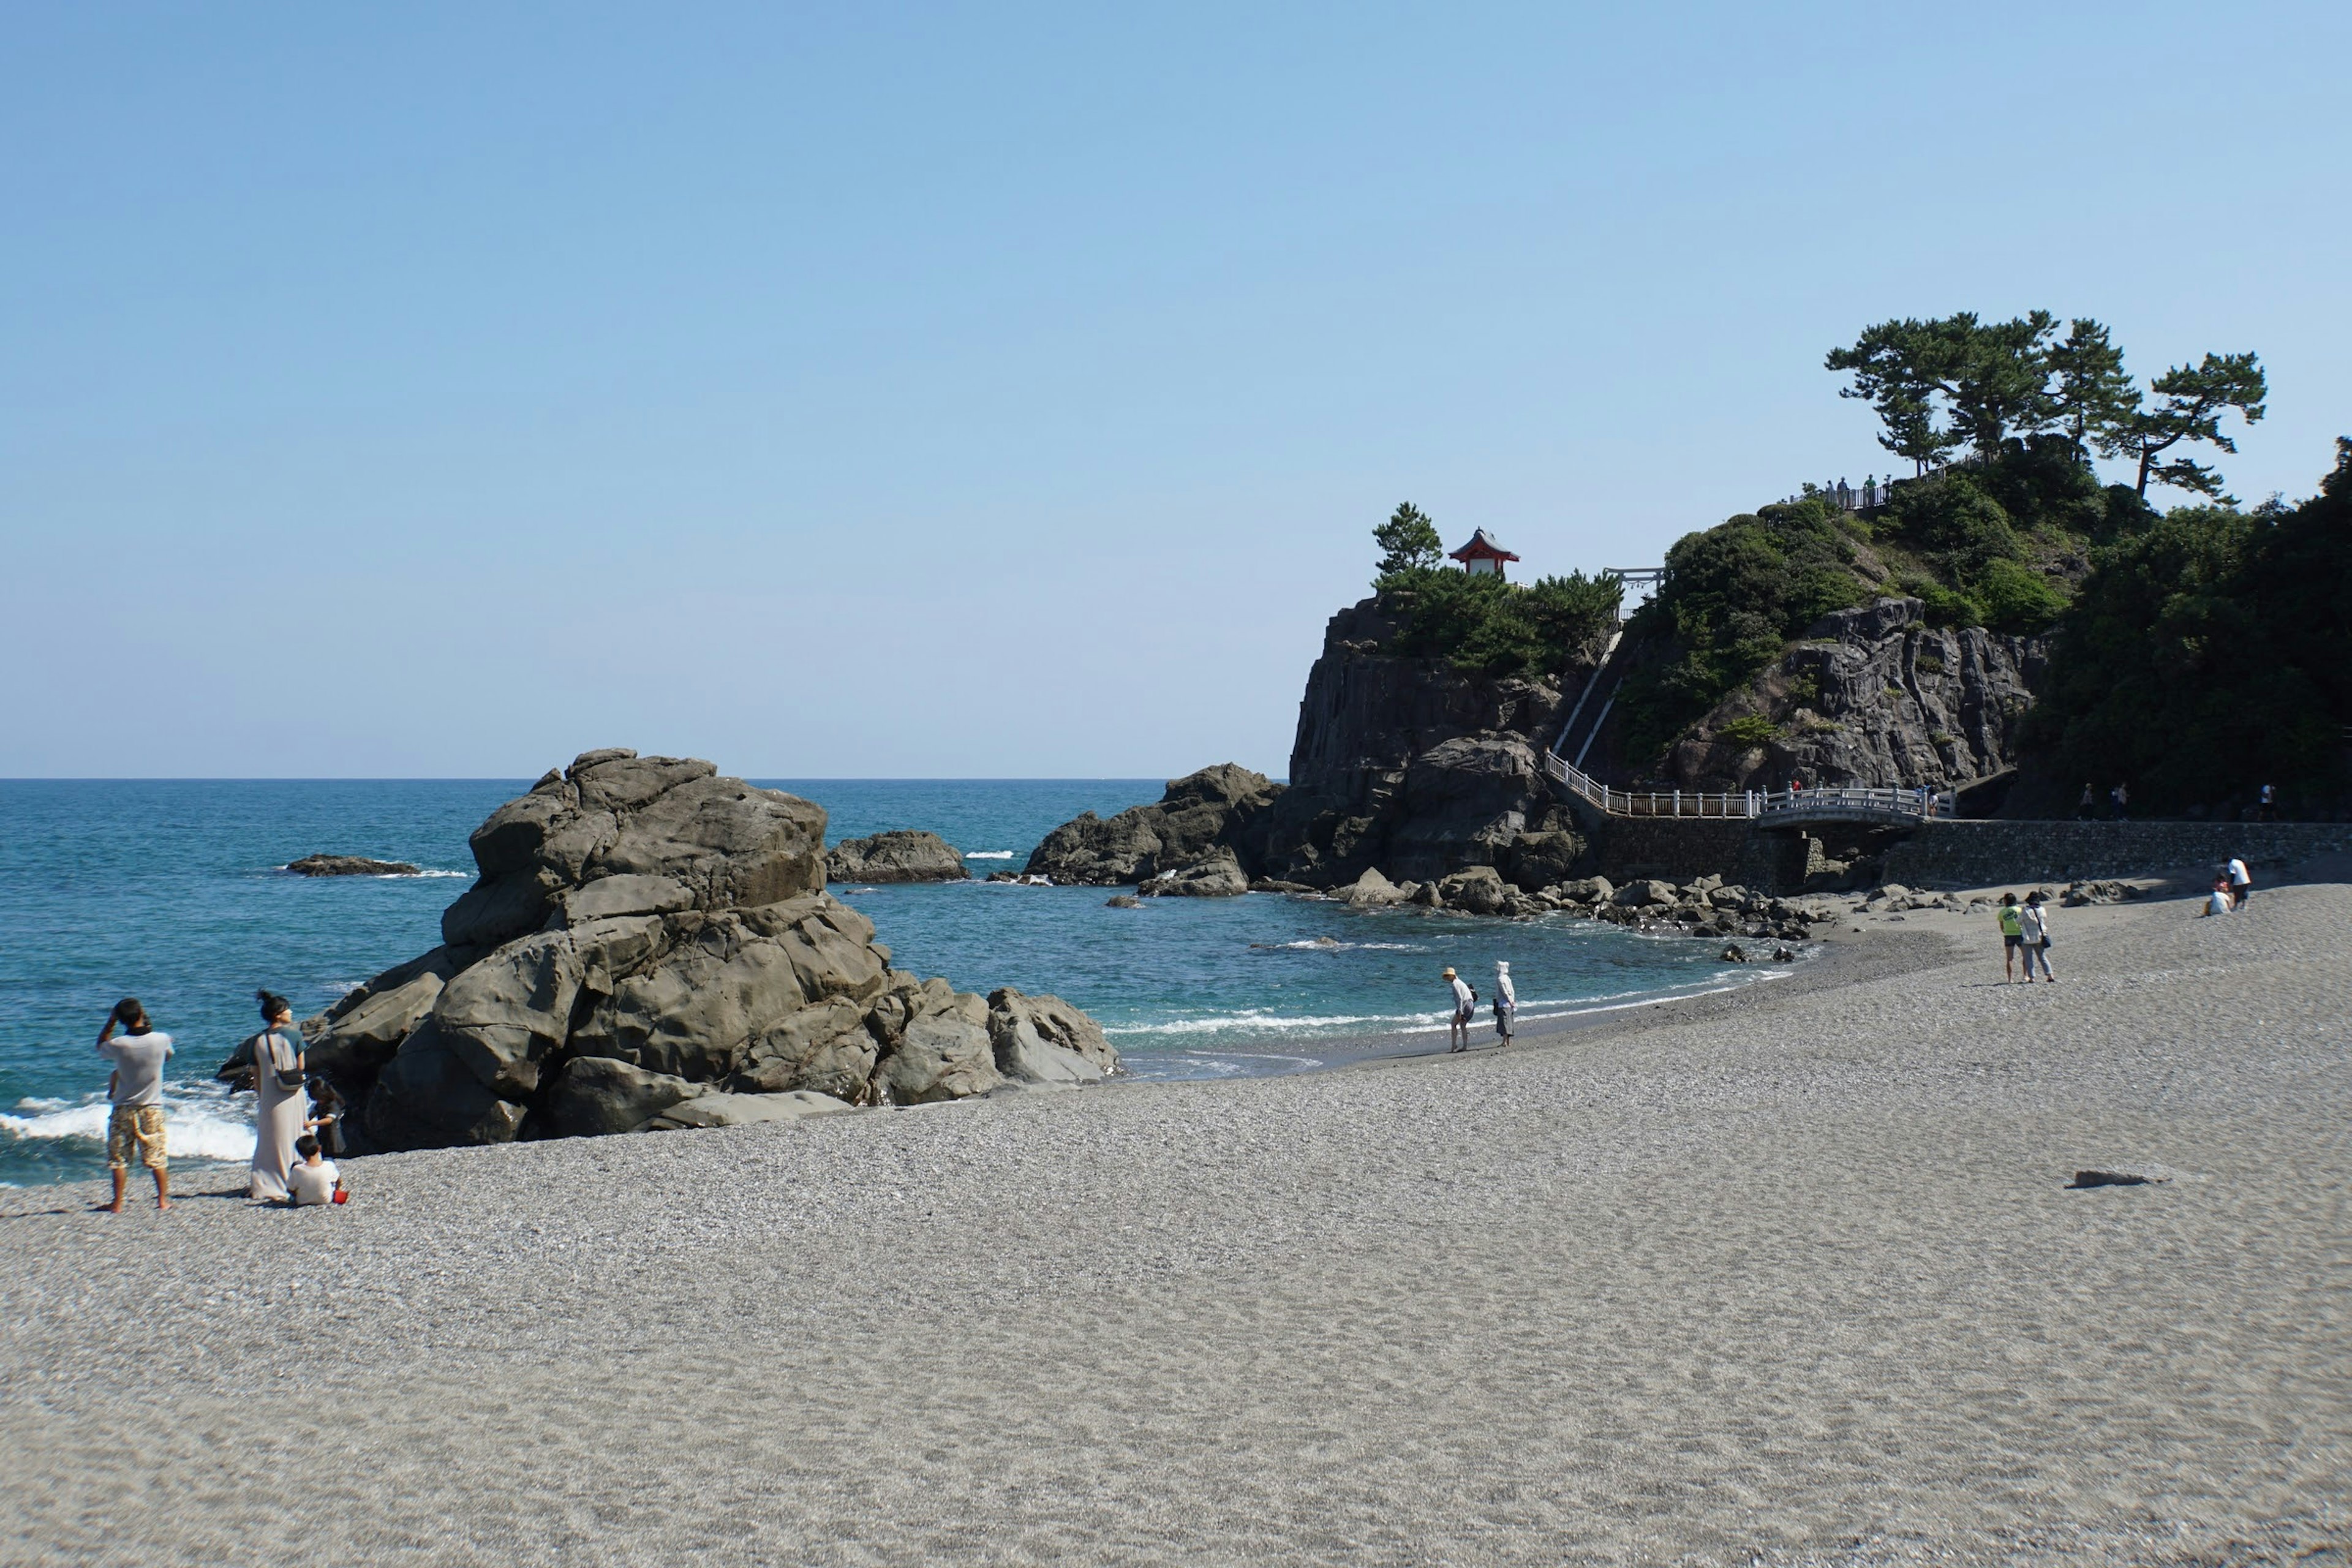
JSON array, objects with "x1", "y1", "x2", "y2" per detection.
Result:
[
  {"x1": 1607, "y1": 309, "x2": 2267, "y2": 769},
  {"x1": 1608, "y1": 443, "x2": 2127, "y2": 766},
  {"x1": 1364, "y1": 503, "x2": 1623, "y2": 682}
]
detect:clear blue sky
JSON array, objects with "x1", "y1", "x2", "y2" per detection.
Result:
[{"x1": 4, "y1": 2, "x2": 2345, "y2": 778}]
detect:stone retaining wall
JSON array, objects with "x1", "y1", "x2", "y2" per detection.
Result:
[
  {"x1": 1581, "y1": 812, "x2": 2352, "y2": 893},
  {"x1": 1880, "y1": 820, "x2": 2352, "y2": 888}
]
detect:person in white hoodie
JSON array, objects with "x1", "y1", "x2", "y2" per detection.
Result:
[
  {"x1": 1493, "y1": 961, "x2": 1517, "y2": 1046},
  {"x1": 2018, "y1": 892, "x2": 2056, "y2": 982}
]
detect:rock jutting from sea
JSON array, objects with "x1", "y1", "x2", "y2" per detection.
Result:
[
  {"x1": 305, "y1": 750, "x2": 1117, "y2": 1153},
  {"x1": 287, "y1": 854, "x2": 424, "y2": 877},
  {"x1": 825, "y1": 829, "x2": 970, "y2": 883}
]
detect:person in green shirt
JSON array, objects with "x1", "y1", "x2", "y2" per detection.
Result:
[{"x1": 1997, "y1": 893, "x2": 2025, "y2": 983}]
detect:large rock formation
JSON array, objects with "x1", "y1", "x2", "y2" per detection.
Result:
[
  {"x1": 825, "y1": 829, "x2": 968, "y2": 883},
  {"x1": 1235, "y1": 599, "x2": 1596, "y2": 888},
  {"x1": 1023, "y1": 765, "x2": 1283, "y2": 884},
  {"x1": 1662, "y1": 597, "x2": 2050, "y2": 794},
  {"x1": 1019, "y1": 600, "x2": 1601, "y2": 894},
  {"x1": 307, "y1": 750, "x2": 1115, "y2": 1152}
]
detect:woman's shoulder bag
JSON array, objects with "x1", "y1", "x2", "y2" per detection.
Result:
[{"x1": 262, "y1": 1028, "x2": 307, "y2": 1093}]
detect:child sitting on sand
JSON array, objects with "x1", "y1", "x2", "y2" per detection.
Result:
[{"x1": 286, "y1": 1134, "x2": 346, "y2": 1207}]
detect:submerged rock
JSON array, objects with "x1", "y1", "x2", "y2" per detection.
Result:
[
  {"x1": 309, "y1": 750, "x2": 1116, "y2": 1153},
  {"x1": 825, "y1": 829, "x2": 969, "y2": 884},
  {"x1": 287, "y1": 854, "x2": 423, "y2": 877}
]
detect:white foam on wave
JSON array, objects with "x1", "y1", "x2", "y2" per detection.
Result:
[
  {"x1": 1, "y1": 1086, "x2": 257, "y2": 1164},
  {"x1": 962, "y1": 851, "x2": 1016, "y2": 860},
  {"x1": 1253, "y1": 938, "x2": 1427, "y2": 953},
  {"x1": 1109, "y1": 1008, "x2": 1450, "y2": 1038}
]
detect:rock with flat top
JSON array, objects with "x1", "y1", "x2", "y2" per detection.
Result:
[
  {"x1": 826, "y1": 830, "x2": 969, "y2": 884},
  {"x1": 1137, "y1": 846, "x2": 1250, "y2": 898},
  {"x1": 287, "y1": 854, "x2": 423, "y2": 877}
]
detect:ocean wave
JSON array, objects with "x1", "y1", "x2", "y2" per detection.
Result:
[
  {"x1": 1250, "y1": 938, "x2": 1427, "y2": 953},
  {"x1": 962, "y1": 851, "x2": 1016, "y2": 860},
  {"x1": 1, "y1": 1088, "x2": 257, "y2": 1164},
  {"x1": 1108, "y1": 1008, "x2": 1451, "y2": 1038}
]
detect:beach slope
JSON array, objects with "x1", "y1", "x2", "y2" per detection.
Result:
[{"x1": 3, "y1": 882, "x2": 2347, "y2": 1566}]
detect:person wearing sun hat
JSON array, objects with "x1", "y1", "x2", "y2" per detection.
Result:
[{"x1": 1444, "y1": 967, "x2": 1475, "y2": 1052}]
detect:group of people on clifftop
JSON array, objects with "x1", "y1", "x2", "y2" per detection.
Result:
[{"x1": 91, "y1": 990, "x2": 347, "y2": 1212}]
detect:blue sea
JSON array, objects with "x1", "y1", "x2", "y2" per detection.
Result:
[{"x1": 0, "y1": 778, "x2": 1774, "y2": 1186}]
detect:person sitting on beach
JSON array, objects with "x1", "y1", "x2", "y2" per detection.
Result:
[
  {"x1": 1492, "y1": 962, "x2": 1516, "y2": 1046},
  {"x1": 2204, "y1": 878, "x2": 2234, "y2": 917},
  {"x1": 96, "y1": 998, "x2": 173, "y2": 1213},
  {"x1": 285, "y1": 1134, "x2": 344, "y2": 1207},
  {"x1": 1997, "y1": 894, "x2": 2025, "y2": 982},
  {"x1": 2018, "y1": 892, "x2": 2056, "y2": 983},
  {"x1": 1445, "y1": 968, "x2": 1475, "y2": 1053},
  {"x1": 2226, "y1": 856, "x2": 2252, "y2": 908}
]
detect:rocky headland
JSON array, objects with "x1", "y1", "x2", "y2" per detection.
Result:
[
  {"x1": 307, "y1": 750, "x2": 1115, "y2": 1153},
  {"x1": 1023, "y1": 597, "x2": 1601, "y2": 900}
]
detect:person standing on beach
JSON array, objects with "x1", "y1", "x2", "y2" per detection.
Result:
[
  {"x1": 2226, "y1": 857, "x2": 2252, "y2": 908},
  {"x1": 1997, "y1": 894, "x2": 2025, "y2": 982},
  {"x1": 2019, "y1": 892, "x2": 2056, "y2": 982},
  {"x1": 95, "y1": 999, "x2": 172, "y2": 1212},
  {"x1": 1493, "y1": 962, "x2": 1517, "y2": 1046},
  {"x1": 1444, "y1": 968, "x2": 1475, "y2": 1052},
  {"x1": 246, "y1": 990, "x2": 307, "y2": 1203}
]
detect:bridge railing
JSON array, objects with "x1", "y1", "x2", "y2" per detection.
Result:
[{"x1": 1540, "y1": 750, "x2": 1954, "y2": 823}]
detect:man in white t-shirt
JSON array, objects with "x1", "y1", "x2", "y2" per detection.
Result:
[
  {"x1": 287, "y1": 1134, "x2": 342, "y2": 1207},
  {"x1": 2226, "y1": 858, "x2": 2252, "y2": 908},
  {"x1": 96, "y1": 998, "x2": 173, "y2": 1213},
  {"x1": 1444, "y1": 967, "x2": 1476, "y2": 1053}
]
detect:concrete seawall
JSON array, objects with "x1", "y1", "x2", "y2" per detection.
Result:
[{"x1": 1880, "y1": 820, "x2": 2352, "y2": 887}]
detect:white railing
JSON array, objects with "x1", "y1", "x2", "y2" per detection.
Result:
[{"x1": 1541, "y1": 749, "x2": 1953, "y2": 823}]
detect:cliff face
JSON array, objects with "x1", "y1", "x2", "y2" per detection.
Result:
[
  {"x1": 1237, "y1": 599, "x2": 1592, "y2": 888},
  {"x1": 1662, "y1": 597, "x2": 2050, "y2": 794}
]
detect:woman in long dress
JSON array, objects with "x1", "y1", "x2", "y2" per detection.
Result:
[{"x1": 247, "y1": 990, "x2": 307, "y2": 1202}]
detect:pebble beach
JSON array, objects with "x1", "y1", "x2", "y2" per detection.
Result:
[{"x1": 4, "y1": 873, "x2": 2347, "y2": 1566}]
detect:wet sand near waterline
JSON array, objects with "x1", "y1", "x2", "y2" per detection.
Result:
[{"x1": 3, "y1": 880, "x2": 2348, "y2": 1566}]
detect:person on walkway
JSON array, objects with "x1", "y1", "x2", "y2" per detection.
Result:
[
  {"x1": 2077, "y1": 783, "x2": 2096, "y2": 822},
  {"x1": 1444, "y1": 967, "x2": 1475, "y2": 1052},
  {"x1": 1997, "y1": 893, "x2": 2026, "y2": 982},
  {"x1": 2109, "y1": 782, "x2": 2130, "y2": 820},
  {"x1": 1492, "y1": 962, "x2": 1517, "y2": 1046},
  {"x1": 286, "y1": 1134, "x2": 344, "y2": 1207},
  {"x1": 246, "y1": 990, "x2": 307, "y2": 1203},
  {"x1": 96, "y1": 998, "x2": 172, "y2": 1213},
  {"x1": 2226, "y1": 856, "x2": 2252, "y2": 908},
  {"x1": 2019, "y1": 892, "x2": 2056, "y2": 982},
  {"x1": 2258, "y1": 783, "x2": 2277, "y2": 822}
]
